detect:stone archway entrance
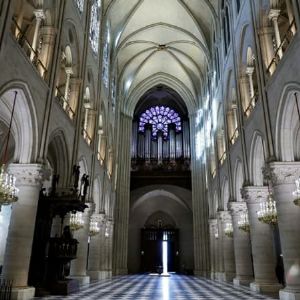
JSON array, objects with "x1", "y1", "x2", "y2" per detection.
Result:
[{"x1": 141, "y1": 212, "x2": 179, "y2": 274}]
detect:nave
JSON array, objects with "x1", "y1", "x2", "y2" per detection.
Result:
[{"x1": 34, "y1": 275, "x2": 277, "y2": 300}]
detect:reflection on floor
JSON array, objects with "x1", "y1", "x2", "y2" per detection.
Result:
[{"x1": 33, "y1": 274, "x2": 278, "y2": 300}]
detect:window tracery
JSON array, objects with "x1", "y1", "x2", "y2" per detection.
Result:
[
  {"x1": 89, "y1": 0, "x2": 101, "y2": 54},
  {"x1": 138, "y1": 106, "x2": 182, "y2": 139}
]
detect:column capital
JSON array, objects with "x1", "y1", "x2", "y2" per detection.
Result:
[
  {"x1": 65, "y1": 67, "x2": 73, "y2": 75},
  {"x1": 8, "y1": 163, "x2": 46, "y2": 187},
  {"x1": 208, "y1": 218, "x2": 217, "y2": 226},
  {"x1": 91, "y1": 212, "x2": 106, "y2": 225},
  {"x1": 246, "y1": 66, "x2": 255, "y2": 76},
  {"x1": 264, "y1": 162, "x2": 300, "y2": 186},
  {"x1": 33, "y1": 9, "x2": 45, "y2": 20},
  {"x1": 217, "y1": 210, "x2": 232, "y2": 223},
  {"x1": 228, "y1": 201, "x2": 247, "y2": 214},
  {"x1": 241, "y1": 186, "x2": 269, "y2": 204},
  {"x1": 268, "y1": 9, "x2": 281, "y2": 21}
]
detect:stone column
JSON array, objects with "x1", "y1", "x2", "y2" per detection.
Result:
[
  {"x1": 240, "y1": 75, "x2": 251, "y2": 113},
  {"x1": 259, "y1": 26, "x2": 276, "y2": 74},
  {"x1": 68, "y1": 78, "x2": 81, "y2": 119},
  {"x1": 70, "y1": 203, "x2": 93, "y2": 285},
  {"x1": 113, "y1": 113, "x2": 132, "y2": 275},
  {"x1": 269, "y1": 9, "x2": 283, "y2": 58},
  {"x1": 87, "y1": 212, "x2": 105, "y2": 280},
  {"x1": 216, "y1": 213, "x2": 225, "y2": 281},
  {"x1": 267, "y1": 162, "x2": 300, "y2": 300},
  {"x1": 105, "y1": 219, "x2": 114, "y2": 278},
  {"x1": 38, "y1": 26, "x2": 56, "y2": 78},
  {"x1": 242, "y1": 186, "x2": 282, "y2": 294},
  {"x1": 83, "y1": 102, "x2": 91, "y2": 138},
  {"x1": 229, "y1": 201, "x2": 254, "y2": 286},
  {"x1": 219, "y1": 211, "x2": 236, "y2": 282},
  {"x1": 63, "y1": 67, "x2": 73, "y2": 107},
  {"x1": 3, "y1": 164, "x2": 44, "y2": 300},
  {"x1": 209, "y1": 219, "x2": 217, "y2": 279},
  {"x1": 97, "y1": 214, "x2": 108, "y2": 279},
  {"x1": 246, "y1": 66, "x2": 255, "y2": 100},
  {"x1": 30, "y1": 9, "x2": 45, "y2": 61}
]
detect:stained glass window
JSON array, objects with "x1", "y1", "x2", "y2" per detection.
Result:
[
  {"x1": 75, "y1": 0, "x2": 84, "y2": 13},
  {"x1": 139, "y1": 106, "x2": 182, "y2": 139},
  {"x1": 89, "y1": 0, "x2": 101, "y2": 54},
  {"x1": 102, "y1": 29, "x2": 110, "y2": 88}
]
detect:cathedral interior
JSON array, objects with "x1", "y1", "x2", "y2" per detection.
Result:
[{"x1": 0, "y1": 0, "x2": 300, "y2": 299}]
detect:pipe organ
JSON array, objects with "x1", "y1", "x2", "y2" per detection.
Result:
[{"x1": 131, "y1": 106, "x2": 190, "y2": 162}]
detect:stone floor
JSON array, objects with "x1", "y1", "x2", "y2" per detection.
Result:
[{"x1": 34, "y1": 274, "x2": 278, "y2": 299}]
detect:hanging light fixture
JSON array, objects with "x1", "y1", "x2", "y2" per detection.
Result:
[
  {"x1": 0, "y1": 91, "x2": 19, "y2": 206},
  {"x1": 69, "y1": 211, "x2": 84, "y2": 231},
  {"x1": 89, "y1": 219, "x2": 100, "y2": 236},
  {"x1": 238, "y1": 212, "x2": 250, "y2": 232},
  {"x1": 224, "y1": 222, "x2": 233, "y2": 238},
  {"x1": 257, "y1": 192, "x2": 278, "y2": 225}
]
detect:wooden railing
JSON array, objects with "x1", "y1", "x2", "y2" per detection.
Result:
[
  {"x1": 82, "y1": 129, "x2": 92, "y2": 145},
  {"x1": 12, "y1": 18, "x2": 47, "y2": 79},
  {"x1": 244, "y1": 93, "x2": 258, "y2": 117},
  {"x1": 229, "y1": 128, "x2": 239, "y2": 145},
  {"x1": 267, "y1": 19, "x2": 296, "y2": 74},
  {"x1": 219, "y1": 151, "x2": 227, "y2": 165},
  {"x1": 55, "y1": 88, "x2": 75, "y2": 120}
]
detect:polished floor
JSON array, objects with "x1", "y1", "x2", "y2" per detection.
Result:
[{"x1": 34, "y1": 274, "x2": 277, "y2": 300}]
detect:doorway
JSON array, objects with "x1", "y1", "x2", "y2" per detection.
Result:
[{"x1": 141, "y1": 228, "x2": 179, "y2": 273}]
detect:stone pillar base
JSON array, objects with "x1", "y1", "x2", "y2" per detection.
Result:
[
  {"x1": 194, "y1": 270, "x2": 210, "y2": 277},
  {"x1": 250, "y1": 282, "x2": 282, "y2": 294},
  {"x1": 11, "y1": 287, "x2": 35, "y2": 300},
  {"x1": 216, "y1": 272, "x2": 226, "y2": 281},
  {"x1": 233, "y1": 277, "x2": 252, "y2": 286},
  {"x1": 280, "y1": 288, "x2": 300, "y2": 300},
  {"x1": 68, "y1": 275, "x2": 90, "y2": 286},
  {"x1": 114, "y1": 268, "x2": 127, "y2": 276},
  {"x1": 87, "y1": 271, "x2": 112, "y2": 280},
  {"x1": 224, "y1": 272, "x2": 235, "y2": 283}
]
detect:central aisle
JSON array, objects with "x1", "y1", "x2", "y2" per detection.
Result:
[{"x1": 34, "y1": 274, "x2": 277, "y2": 299}]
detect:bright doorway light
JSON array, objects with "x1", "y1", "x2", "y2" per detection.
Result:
[{"x1": 162, "y1": 241, "x2": 168, "y2": 275}]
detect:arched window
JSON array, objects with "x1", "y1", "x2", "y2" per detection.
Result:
[
  {"x1": 236, "y1": 0, "x2": 241, "y2": 13},
  {"x1": 89, "y1": 0, "x2": 101, "y2": 54},
  {"x1": 221, "y1": 2, "x2": 231, "y2": 55},
  {"x1": 138, "y1": 106, "x2": 182, "y2": 139},
  {"x1": 75, "y1": 0, "x2": 85, "y2": 13}
]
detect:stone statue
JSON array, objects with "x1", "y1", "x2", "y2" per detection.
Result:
[{"x1": 72, "y1": 165, "x2": 80, "y2": 191}]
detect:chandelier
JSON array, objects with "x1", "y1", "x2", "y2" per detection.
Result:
[
  {"x1": 293, "y1": 177, "x2": 300, "y2": 207},
  {"x1": 89, "y1": 219, "x2": 100, "y2": 236},
  {"x1": 69, "y1": 212, "x2": 84, "y2": 231},
  {"x1": 0, "y1": 91, "x2": 19, "y2": 206},
  {"x1": 257, "y1": 192, "x2": 278, "y2": 225},
  {"x1": 224, "y1": 222, "x2": 233, "y2": 238},
  {"x1": 238, "y1": 212, "x2": 250, "y2": 232}
]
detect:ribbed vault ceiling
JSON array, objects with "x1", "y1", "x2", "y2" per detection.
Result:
[{"x1": 104, "y1": 0, "x2": 218, "y2": 114}]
